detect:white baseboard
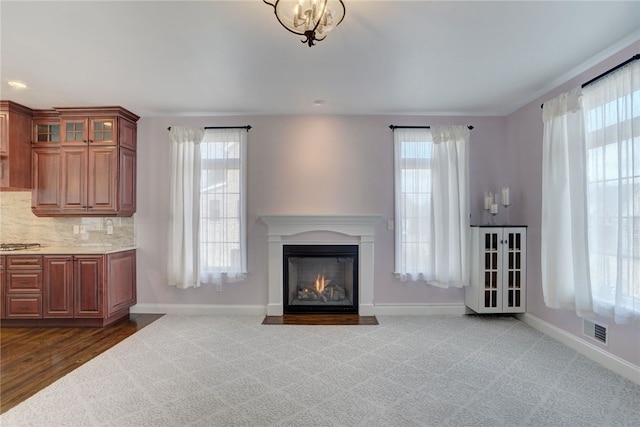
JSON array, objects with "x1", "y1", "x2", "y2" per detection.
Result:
[
  {"x1": 131, "y1": 303, "x2": 467, "y2": 317},
  {"x1": 374, "y1": 303, "x2": 467, "y2": 316},
  {"x1": 518, "y1": 312, "x2": 640, "y2": 385},
  {"x1": 130, "y1": 303, "x2": 266, "y2": 316}
]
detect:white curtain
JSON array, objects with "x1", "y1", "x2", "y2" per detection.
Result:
[
  {"x1": 168, "y1": 126, "x2": 204, "y2": 289},
  {"x1": 394, "y1": 125, "x2": 470, "y2": 287},
  {"x1": 541, "y1": 88, "x2": 594, "y2": 317},
  {"x1": 199, "y1": 128, "x2": 247, "y2": 285},
  {"x1": 583, "y1": 60, "x2": 640, "y2": 326}
]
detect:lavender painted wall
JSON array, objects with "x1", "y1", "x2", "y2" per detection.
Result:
[
  {"x1": 136, "y1": 114, "x2": 505, "y2": 307},
  {"x1": 506, "y1": 41, "x2": 640, "y2": 366},
  {"x1": 135, "y1": 42, "x2": 638, "y2": 368}
]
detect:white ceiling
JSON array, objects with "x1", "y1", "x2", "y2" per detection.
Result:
[{"x1": 1, "y1": 1, "x2": 639, "y2": 118}]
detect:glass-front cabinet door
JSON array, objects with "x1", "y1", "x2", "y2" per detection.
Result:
[
  {"x1": 503, "y1": 229, "x2": 526, "y2": 312},
  {"x1": 61, "y1": 117, "x2": 116, "y2": 145},
  {"x1": 466, "y1": 226, "x2": 527, "y2": 314},
  {"x1": 89, "y1": 118, "x2": 116, "y2": 145},
  {"x1": 32, "y1": 119, "x2": 60, "y2": 146}
]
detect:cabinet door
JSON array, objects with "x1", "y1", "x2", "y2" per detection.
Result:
[
  {"x1": 107, "y1": 250, "x2": 136, "y2": 316},
  {"x1": 74, "y1": 256, "x2": 104, "y2": 318},
  {"x1": 480, "y1": 228, "x2": 503, "y2": 312},
  {"x1": 43, "y1": 256, "x2": 73, "y2": 318},
  {"x1": 32, "y1": 119, "x2": 61, "y2": 146},
  {"x1": 1, "y1": 256, "x2": 5, "y2": 319},
  {"x1": 60, "y1": 146, "x2": 87, "y2": 212},
  {"x1": 89, "y1": 117, "x2": 117, "y2": 145},
  {"x1": 119, "y1": 119, "x2": 136, "y2": 150},
  {"x1": 61, "y1": 117, "x2": 88, "y2": 145},
  {"x1": 0, "y1": 112, "x2": 8, "y2": 155},
  {"x1": 501, "y1": 228, "x2": 526, "y2": 313},
  {"x1": 87, "y1": 146, "x2": 117, "y2": 212},
  {"x1": 119, "y1": 148, "x2": 136, "y2": 215},
  {"x1": 32, "y1": 147, "x2": 61, "y2": 214}
]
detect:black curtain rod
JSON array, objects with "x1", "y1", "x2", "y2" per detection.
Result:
[
  {"x1": 167, "y1": 125, "x2": 252, "y2": 131},
  {"x1": 582, "y1": 54, "x2": 639, "y2": 88},
  {"x1": 541, "y1": 53, "x2": 639, "y2": 108},
  {"x1": 389, "y1": 125, "x2": 474, "y2": 130}
]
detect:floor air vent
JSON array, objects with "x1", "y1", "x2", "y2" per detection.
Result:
[{"x1": 583, "y1": 318, "x2": 608, "y2": 346}]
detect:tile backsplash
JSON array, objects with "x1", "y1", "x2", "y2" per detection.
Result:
[{"x1": 0, "y1": 192, "x2": 134, "y2": 247}]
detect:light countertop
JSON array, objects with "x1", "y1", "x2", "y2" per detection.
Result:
[{"x1": 1, "y1": 246, "x2": 136, "y2": 255}]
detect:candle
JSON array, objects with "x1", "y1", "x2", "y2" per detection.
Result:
[
  {"x1": 490, "y1": 203, "x2": 498, "y2": 214},
  {"x1": 484, "y1": 192, "x2": 491, "y2": 210},
  {"x1": 501, "y1": 186, "x2": 510, "y2": 206}
]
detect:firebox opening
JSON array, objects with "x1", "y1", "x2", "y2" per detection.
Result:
[{"x1": 283, "y1": 245, "x2": 358, "y2": 314}]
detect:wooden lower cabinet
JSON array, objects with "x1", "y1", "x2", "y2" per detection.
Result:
[
  {"x1": 2, "y1": 250, "x2": 136, "y2": 326},
  {"x1": 4, "y1": 255, "x2": 43, "y2": 319},
  {"x1": 74, "y1": 255, "x2": 104, "y2": 318},
  {"x1": 107, "y1": 250, "x2": 136, "y2": 316},
  {"x1": 0, "y1": 256, "x2": 4, "y2": 318},
  {"x1": 43, "y1": 256, "x2": 73, "y2": 317}
]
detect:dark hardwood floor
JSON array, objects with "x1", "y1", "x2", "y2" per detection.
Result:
[{"x1": 0, "y1": 313, "x2": 163, "y2": 414}]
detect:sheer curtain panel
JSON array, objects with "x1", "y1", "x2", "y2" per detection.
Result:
[
  {"x1": 394, "y1": 126, "x2": 470, "y2": 287},
  {"x1": 541, "y1": 88, "x2": 594, "y2": 317},
  {"x1": 199, "y1": 128, "x2": 247, "y2": 285},
  {"x1": 168, "y1": 126, "x2": 205, "y2": 289},
  {"x1": 583, "y1": 60, "x2": 640, "y2": 326}
]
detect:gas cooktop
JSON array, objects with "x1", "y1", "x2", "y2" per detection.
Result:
[{"x1": 0, "y1": 243, "x2": 42, "y2": 251}]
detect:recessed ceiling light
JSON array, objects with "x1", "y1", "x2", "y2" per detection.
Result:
[
  {"x1": 8, "y1": 81, "x2": 27, "y2": 89},
  {"x1": 313, "y1": 99, "x2": 325, "y2": 106}
]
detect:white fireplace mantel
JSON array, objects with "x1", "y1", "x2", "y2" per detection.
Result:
[{"x1": 259, "y1": 215, "x2": 381, "y2": 316}]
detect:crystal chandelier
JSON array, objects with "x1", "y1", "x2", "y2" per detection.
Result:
[{"x1": 263, "y1": 0, "x2": 346, "y2": 47}]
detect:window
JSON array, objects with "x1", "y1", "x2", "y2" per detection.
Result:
[
  {"x1": 395, "y1": 130, "x2": 433, "y2": 277},
  {"x1": 583, "y1": 60, "x2": 640, "y2": 324},
  {"x1": 199, "y1": 128, "x2": 247, "y2": 284},
  {"x1": 393, "y1": 126, "x2": 470, "y2": 287}
]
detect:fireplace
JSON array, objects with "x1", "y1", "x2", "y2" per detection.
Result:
[
  {"x1": 283, "y1": 245, "x2": 358, "y2": 314},
  {"x1": 259, "y1": 215, "x2": 380, "y2": 316}
]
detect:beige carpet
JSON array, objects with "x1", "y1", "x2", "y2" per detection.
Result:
[{"x1": 1, "y1": 314, "x2": 638, "y2": 426}]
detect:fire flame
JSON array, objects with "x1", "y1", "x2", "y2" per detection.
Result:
[{"x1": 314, "y1": 273, "x2": 326, "y2": 293}]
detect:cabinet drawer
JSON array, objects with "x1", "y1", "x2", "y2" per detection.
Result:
[
  {"x1": 7, "y1": 256, "x2": 43, "y2": 269},
  {"x1": 7, "y1": 271, "x2": 42, "y2": 292},
  {"x1": 6, "y1": 294, "x2": 42, "y2": 318}
]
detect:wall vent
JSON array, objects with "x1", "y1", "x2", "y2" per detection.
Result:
[{"x1": 583, "y1": 318, "x2": 608, "y2": 346}]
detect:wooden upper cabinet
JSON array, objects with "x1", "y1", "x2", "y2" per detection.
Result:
[
  {"x1": 56, "y1": 107, "x2": 136, "y2": 146},
  {"x1": 1, "y1": 100, "x2": 34, "y2": 190},
  {"x1": 0, "y1": 112, "x2": 8, "y2": 155},
  {"x1": 59, "y1": 146, "x2": 88, "y2": 212},
  {"x1": 87, "y1": 146, "x2": 118, "y2": 213},
  {"x1": 31, "y1": 106, "x2": 139, "y2": 217},
  {"x1": 61, "y1": 116, "x2": 117, "y2": 146},
  {"x1": 32, "y1": 147, "x2": 62, "y2": 214},
  {"x1": 119, "y1": 119, "x2": 136, "y2": 150},
  {"x1": 32, "y1": 110, "x2": 61, "y2": 147}
]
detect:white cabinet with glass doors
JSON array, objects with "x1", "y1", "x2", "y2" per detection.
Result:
[{"x1": 466, "y1": 226, "x2": 527, "y2": 313}]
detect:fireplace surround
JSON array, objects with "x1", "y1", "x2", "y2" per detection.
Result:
[{"x1": 260, "y1": 215, "x2": 380, "y2": 316}]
